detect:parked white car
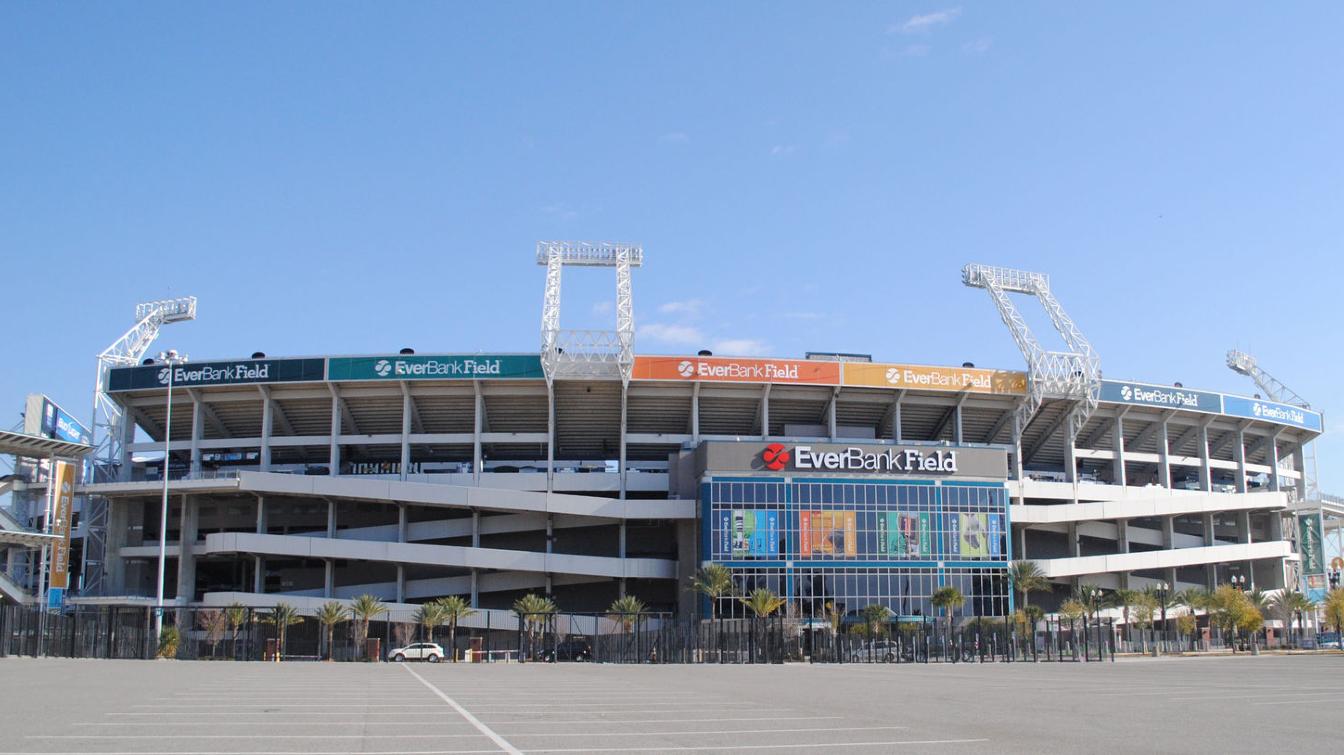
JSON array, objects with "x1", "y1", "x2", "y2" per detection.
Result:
[{"x1": 388, "y1": 642, "x2": 444, "y2": 662}]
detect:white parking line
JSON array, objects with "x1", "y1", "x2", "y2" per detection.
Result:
[
  {"x1": 75, "y1": 721, "x2": 478, "y2": 727},
  {"x1": 29, "y1": 734, "x2": 492, "y2": 740},
  {"x1": 7, "y1": 751, "x2": 498, "y2": 755},
  {"x1": 499, "y1": 726, "x2": 911, "y2": 737},
  {"x1": 524, "y1": 739, "x2": 990, "y2": 752},
  {"x1": 1253, "y1": 698, "x2": 1337, "y2": 705},
  {"x1": 401, "y1": 664, "x2": 522, "y2": 755},
  {"x1": 482, "y1": 716, "x2": 845, "y2": 725}
]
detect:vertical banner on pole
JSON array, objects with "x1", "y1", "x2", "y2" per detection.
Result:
[{"x1": 49, "y1": 461, "x2": 77, "y2": 598}]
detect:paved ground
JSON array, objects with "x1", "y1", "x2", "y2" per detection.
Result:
[{"x1": 1, "y1": 654, "x2": 1340, "y2": 754}]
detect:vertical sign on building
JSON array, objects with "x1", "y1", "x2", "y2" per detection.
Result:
[
  {"x1": 48, "y1": 460, "x2": 77, "y2": 599},
  {"x1": 1299, "y1": 512, "x2": 1326, "y2": 599}
]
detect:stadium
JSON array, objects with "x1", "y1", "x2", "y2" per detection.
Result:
[{"x1": 0, "y1": 245, "x2": 1331, "y2": 649}]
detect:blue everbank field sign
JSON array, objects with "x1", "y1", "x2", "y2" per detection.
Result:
[
  {"x1": 1222, "y1": 395, "x2": 1323, "y2": 432},
  {"x1": 326, "y1": 354, "x2": 544, "y2": 381},
  {"x1": 1100, "y1": 380, "x2": 1222, "y2": 414},
  {"x1": 107, "y1": 358, "x2": 326, "y2": 391}
]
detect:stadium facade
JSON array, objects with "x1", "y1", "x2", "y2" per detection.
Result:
[{"x1": 0, "y1": 250, "x2": 1330, "y2": 632}]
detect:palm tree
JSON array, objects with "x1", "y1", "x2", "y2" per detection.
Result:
[
  {"x1": 433, "y1": 596, "x2": 475, "y2": 662},
  {"x1": 930, "y1": 586, "x2": 965, "y2": 635},
  {"x1": 1009, "y1": 561, "x2": 1049, "y2": 610},
  {"x1": 314, "y1": 601, "x2": 346, "y2": 661},
  {"x1": 264, "y1": 603, "x2": 304, "y2": 661},
  {"x1": 1106, "y1": 588, "x2": 1141, "y2": 646},
  {"x1": 513, "y1": 593, "x2": 556, "y2": 661},
  {"x1": 860, "y1": 604, "x2": 892, "y2": 661},
  {"x1": 689, "y1": 564, "x2": 735, "y2": 660},
  {"x1": 608, "y1": 595, "x2": 647, "y2": 661},
  {"x1": 1175, "y1": 587, "x2": 1211, "y2": 650},
  {"x1": 415, "y1": 601, "x2": 449, "y2": 647},
  {"x1": 349, "y1": 594, "x2": 387, "y2": 661},
  {"x1": 739, "y1": 588, "x2": 786, "y2": 663},
  {"x1": 225, "y1": 602, "x2": 248, "y2": 659}
]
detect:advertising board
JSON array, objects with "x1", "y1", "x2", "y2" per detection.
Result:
[
  {"x1": 108, "y1": 358, "x2": 325, "y2": 391},
  {"x1": 844, "y1": 363, "x2": 1027, "y2": 395},
  {"x1": 1222, "y1": 395, "x2": 1323, "y2": 432},
  {"x1": 632, "y1": 356, "x2": 840, "y2": 385},
  {"x1": 327, "y1": 354, "x2": 543, "y2": 381},
  {"x1": 48, "y1": 460, "x2": 76, "y2": 590}
]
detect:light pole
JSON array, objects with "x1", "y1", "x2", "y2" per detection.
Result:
[
  {"x1": 1154, "y1": 581, "x2": 1169, "y2": 656},
  {"x1": 154, "y1": 350, "x2": 188, "y2": 644}
]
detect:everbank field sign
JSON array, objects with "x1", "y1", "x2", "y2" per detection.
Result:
[
  {"x1": 632, "y1": 356, "x2": 840, "y2": 385},
  {"x1": 699, "y1": 441, "x2": 1009, "y2": 479}
]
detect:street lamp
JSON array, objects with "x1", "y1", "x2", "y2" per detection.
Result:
[{"x1": 154, "y1": 350, "x2": 188, "y2": 644}]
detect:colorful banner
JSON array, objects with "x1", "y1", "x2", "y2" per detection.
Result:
[
  {"x1": 800, "y1": 511, "x2": 856, "y2": 557},
  {"x1": 48, "y1": 461, "x2": 76, "y2": 590},
  {"x1": 327, "y1": 354, "x2": 543, "y2": 381},
  {"x1": 918, "y1": 513, "x2": 931, "y2": 558},
  {"x1": 1299, "y1": 513, "x2": 1325, "y2": 576},
  {"x1": 730, "y1": 510, "x2": 780, "y2": 558},
  {"x1": 1305, "y1": 574, "x2": 1328, "y2": 604},
  {"x1": 25, "y1": 394, "x2": 92, "y2": 445},
  {"x1": 632, "y1": 356, "x2": 840, "y2": 385},
  {"x1": 718, "y1": 510, "x2": 731, "y2": 559},
  {"x1": 844, "y1": 363, "x2": 1027, "y2": 395},
  {"x1": 988, "y1": 514, "x2": 1003, "y2": 558},
  {"x1": 959, "y1": 513, "x2": 989, "y2": 558}
]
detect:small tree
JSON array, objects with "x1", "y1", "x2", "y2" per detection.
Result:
[
  {"x1": 860, "y1": 604, "x2": 892, "y2": 661},
  {"x1": 513, "y1": 593, "x2": 556, "y2": 661},
  {"x1": 1107, "y1": 589, "x2": 1141, "y2": 645},
  {"x1": 349, "y1": 594, "x2": 387, "y2": 660},
  {"x1": 157, "y1": 626, "x2": 180, "y2": 659},
  {"x1": 196, "y1": 609, "x2": 228, "y2": 659},
  {"x1": 315, "y1": 601, "x2": 346, "y2": 661},
  {"x1": 264, "y1": 603, "x2": 304, "y2": 660},
  {"x1": 1176, "y1": 612, "x2": 1197, "y2": 643},
  {"x1": 434, "y1": 596, "x2": 476, "y2": 662},
  {"x1": 1323, "y1": 589, "x2": 1344, "y2": 648},
  {"x1": 415, "y1": 602, "x2": 450, "y2": 645},
  {"x1": 688, "y1": 564, "x2": 735, "y2": 620}
]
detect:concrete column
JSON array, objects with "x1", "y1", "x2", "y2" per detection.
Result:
[
  {"x1": 1068, "y1": 522, "x2": 1081, "y2": 557},
  {"x1": 1063, "y1": 411, "x2": 1078, "y2": 484},
  {"x1": 1111, "y1": 413, "x2": 1127, "y2": 487},
  {"x1": 760, "y1": 387, "x2": 770, "y2": 441},
  {"x1": 259, "y1": 393, "x2": 272, "y2": 472},
  {"x1": 104, "y1": 499, "x2": 129, "y2": 593},
  {"x1": 473, "y1": 382, "x2": 483, "y2": 484},
  {"x1": 546, "y1": 515, "x2": 554, "y2": 554},
  {"x1": 619, "y1": 522, "x2": 627, "y2": 558},
  {"x1": 1117, "y1": 519, "x2": 1130, "y2": 554},
  {"x1": 545, "y1": 384, "x2": 554, "y2": 493},
  {"x1": 1203, "y1": 513, "x2": 1216, "y2": 545},
  {"x1": 1233, "y1": 428, "x2": 1248, "y2": 493},
  {"x1": 827, "y1": 389, "x2": 838, "y2": 441},
  {"x1": 470, "y1": 569, "x2": 479, "y2": 609},
  {"x1": 1011, "y1": 412, "x2": 1024, "y2": 483},
  {"x1": 1266, "y1": 432, "x2": 1281, "y2": 492},
  {"x1": 326, "y1": 499, "x2": 337, "y2": 538},
  {"x1": 1015, "y1": 526, "x2": 1027, "y2": 560},
  {"x1": 471, "y1": 511, "x2": 480, "y2": 549},
  {"x1": 1161, "y1": 516, "x2": 1175, "y2": 549},
  {"x1": 396, "y1": 565, "x2": 405, "y2": 603},
  {"x1": 255, "y1": 495, "x2": 267, "y2": 534},
  {"x1": 118, "y1": 411, "x2": 137, "y2": 481},
  {"x1": 253, "y1": 556, "x2": 264, "y2": 593},
  {"x1": 174, "y1": 495, "x2": 197, "y2": 605},
  {"x1": 691, "y1": 382, "x2": 700, "y2": 444},
  {"x1": 1156, "y1": 417, "x2": 1171, "y2": 489},
  {"x1": 1197, "y1": 422, "x2": 1212, "y2": 492},
  {"x1": 400, "y1": 389, "x2": 412, "y2": 482},
  {"x1": 619, "y1": 385, "x2": 628, "y2": 500},
  {"x1": 397, "y1": 505, "x2": 408, "y2": 543},
  {"x1": 324, "y1": 559, "x2": 334, "y2": 598},
  {"x1": 952, "y1": 405, "x2": 963, "y2": 445},
  {"x1": 1238, "y1": 511, "x2": 1251, "y2": 544},
  {"x1": 892, "y1": 397, "x2": 903, "y2": 443},
  {"x1": 189, "y1": 396, "x2": 204, "y2": 477},
  {"x1": 329, "y1": 394, "x2": 341, "y2": 476}
]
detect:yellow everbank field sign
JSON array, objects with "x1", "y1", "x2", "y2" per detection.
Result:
[
  {"x1": 843, "y1": 362, "x2": 1027, "y2": 395},
  {"x1": 49, "y1": 460, "x2": 76, "y2": 590}
]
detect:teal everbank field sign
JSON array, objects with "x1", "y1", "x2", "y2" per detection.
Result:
[{"x1": 326, "y1": 355, "x2": 543, "y2": 381}]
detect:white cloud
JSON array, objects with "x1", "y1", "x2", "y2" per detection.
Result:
[
  {"x1": 962, "y1": 37, "x2": 992, "y2": 55},
  {"x1": 770, "y1": 144, "x2": 798, "y2": 156},
  {"x1": 658, "y1": 299, "x2": 704, "y2": 316},
  {"x1": 892, "y1": 8, "x2": 962, "y2": 34},
  {"x1": 659, "y1": 131, "x2": 689, "y2": 144},
  {"x1": 712, "y1": 338, "x2": 771, "y2": 356},
  {"x1": 639, "y1": 322, "x2": 704, "y2": 345},
  {"x1": 591, "y1": 300, "x2": 613, "y2": 316},
  {"x1": 540, "y1": 203, "x2": 577, "y2": 220}
]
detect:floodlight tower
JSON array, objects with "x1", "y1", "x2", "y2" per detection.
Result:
[
  {"x1": 962, "y1": 265, "x2": 1101, "y2": 438},
  {"x1": 1226, "y1": 349, "x2": 1319, "y2": 502},
  {"x1": 82, "y1": 297, "x2": 196, "y2": 595},
  {"x1": 537, "y1": 242, "x2": 642, "y2": 384}
]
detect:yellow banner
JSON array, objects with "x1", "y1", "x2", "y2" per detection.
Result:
[
  {"x1": 843, "y1": 362, "x2": 1027, "y2": 395},
  {"x1": 49, "y1": 461, "x2": 75, "y2": 589}
]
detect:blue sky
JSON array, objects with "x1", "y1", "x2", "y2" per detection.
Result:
[{"x1": 1, "y1": 3, "x2": 1340, "y2": 491}]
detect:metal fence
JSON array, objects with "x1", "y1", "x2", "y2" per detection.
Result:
[{"x1": 809, "y1": 617, "x2": 1117, "y2": 664}]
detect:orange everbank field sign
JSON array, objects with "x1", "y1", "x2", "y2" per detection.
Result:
[
  {"x1": 844, "y1": 362, "x2": 1027, "y2": 395},
  {"x1": 632, "y1": 356, "x2": 840, "y2": 385}
]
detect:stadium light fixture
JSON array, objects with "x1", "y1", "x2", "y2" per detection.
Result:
[{"x1": 154, "y1": 349, "x2": 188, "y2": 644}]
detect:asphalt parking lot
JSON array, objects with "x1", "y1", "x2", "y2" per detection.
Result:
[{"x1": 1, "y1": 654, "x2": 1340, "y2": 754}]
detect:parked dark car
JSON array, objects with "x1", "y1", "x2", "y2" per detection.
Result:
[{"x1": 543, "y1": 638, "x2": 592, "y2": 662}]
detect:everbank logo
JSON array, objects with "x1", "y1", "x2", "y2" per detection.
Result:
[
  {"x1": 1251, "y1": 401, "x2": 1306, "y2": 426},
  {"x1": 761, "y1": 443, "x2": 791, "y2": 471},
  {"x1": 1116, "y1": 382, "x2": 1202, "y2": 409},
  {"x1": 677, "y1": 360, "x2": 695, "y2": 377},
  {"x1": 687, "y1": 360, "x2": 799, "y2": 380},
  {"x1": 374, "y1": 359, "x2": 392, "y2": 377},
  {"x1": 157, "y1": 362, "x2": 271, "y2": 385},
  {"x1": 760, "y1": 444, "x2": 959, "y2": 474},
  {"x1": 379, "y1": 358, "x2": 504, "y2": 378}
]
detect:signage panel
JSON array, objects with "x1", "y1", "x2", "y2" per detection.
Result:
[
  {"x1": 730, "y1": 509, "x2": 780, "y2": 558},
  {"x1": 632, "y1": 356, "x2": 839, "y2": 385},
  {"x1": 1100, "y1": 380, "x2": 1223, "y2": 414},
  {"x1": 327, "y1": 354, "x2": 543, "y2": 381},
  {"x1": 800, "y1": 511, "x2": 856, "y2": 557},
  {"x1": 108, "y1": 358, "x2": 325, "y2": 391},
  {"x1": 700, "y1": 441, "x2": 1009, "y2": 480},
  {"x1": 1222, "y1": 395, "x2": 1323, "y2": 432},
  {"x1": 1299, "y1": 513, "x2": 1325, "y2": 576},
  {"x1": 844, "y1": 362, "x2": 1027, "y2": 395},
  {"x1": 25, "y1": 394, "x2": 91, "y2": 445},
  {"x1": 48, "y1": 461, "x2": 76, "y2": 590}
]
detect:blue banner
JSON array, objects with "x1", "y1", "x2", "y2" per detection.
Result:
[
  {"x1": 1100, "y1": 380, "x2": 1223, "y2": 414},
  {"x1": 989, "y1": 514, "x2": 1002, "y2": 557},
  {"x1": 1222, "y1": 395, "x2": 1323, "y2": 432}
]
